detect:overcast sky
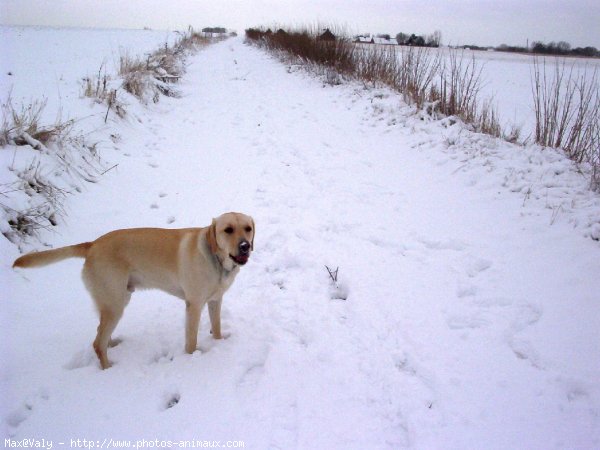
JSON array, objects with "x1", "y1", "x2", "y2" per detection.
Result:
[{"x1": 2, "y1": 0, "x2": 599, "y2": 48}]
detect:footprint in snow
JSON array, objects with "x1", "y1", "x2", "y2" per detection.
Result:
[
  {"x1": 63, "y1": 348, "x2": 97, "y2": 370},
  {"x1": 152, "y1": 346, "x2": 175, "y2": 365},
  {"x1": 418, "y1": 237, "x2": 467, "y2": 252},
  {"x1": 465, "y1": 257, "x2": 493, "y2": 277},
  {"x1": 456, "y1": 282, "x2": 478, "y2": 298},
  {"x1": 446, "y1": 313, "x2": 490, "y2": 330},
  {"x1": 163, "y1": 392, "x2": 181, "y2": 410},
  {"x1": 6, "y1": 389, "x2": 49, "y2": 431},
  {"x1": 508, "y1": 337, "x2": 543, "y2": 368}
]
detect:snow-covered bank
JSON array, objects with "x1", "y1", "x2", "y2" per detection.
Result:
[
  {"x1": 0, "y1": 26, "x2": 204, "y2": 247},
  {"x1": 1, "y1": 26, "x2": 178, "y2": 121},
  {"x1": 3, "y1": 33, "x2": 600, "y2": 449}
]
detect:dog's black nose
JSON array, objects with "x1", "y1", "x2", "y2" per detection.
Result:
[{"x1": 239, "y1": 240, "x2": 250, "y2": 254}]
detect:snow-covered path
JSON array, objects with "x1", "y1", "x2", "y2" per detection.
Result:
[{"x1": 4, "y1": 37, "x2": 600, "y2": 449}]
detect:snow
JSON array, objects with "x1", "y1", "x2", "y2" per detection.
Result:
[
  {"x1": 2, "y1": 27, "x2": 600, "y2": 448},
  {"x1": 1, "y1": 26, "x2": 178, "y2": 122}
]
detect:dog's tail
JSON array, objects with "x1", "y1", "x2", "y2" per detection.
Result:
[{"x1": 13, "y1": 242, "x2": 92, "y2": 269}]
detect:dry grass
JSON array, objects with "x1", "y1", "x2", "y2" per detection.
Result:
[
  {"x1": 1, "y1": 94, "x2": 74, "y2": 149},
  {"x1": 81, "y1": 64, "x2": 126, "y2": 122},
  {"x1": 532, "y1": 58, "x2": 600, "y2": 189},
  {"x1": 247, "y1": 26, "x2": 501, "y2": 136},
  {"x1": 119, "y1": 27, "x2": 212, "y2": 103}
]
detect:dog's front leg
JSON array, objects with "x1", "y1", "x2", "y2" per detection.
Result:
[
  {"x1": 208, "y1": 297, "x2": 223, "y2": 339},
  {"x1": 185, "y1": 300, "x2": 202, "y2": 353}
]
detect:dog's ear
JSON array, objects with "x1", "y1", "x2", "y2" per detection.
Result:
[
  {"x1": 250, "y1": 217, "x2": 255, "y2": 250},
  {"x1": 206, "y1": 218, "x2": 218, "y2": 254}
]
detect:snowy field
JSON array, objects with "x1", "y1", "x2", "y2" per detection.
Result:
[{"x1": 2, "y1": 27, "x2": 600, "y2": 449}]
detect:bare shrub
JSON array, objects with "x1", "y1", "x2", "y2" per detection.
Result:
[
  {"x1": 355, "y1": 45, "x2": 400, "y2": 86},
  {"x1": 436, "y1": 50, "x2": 483, "y2": 121},
  {"x1": 263, "y1": 25, "x2": 357, "y2": 79},
  {"x1": 532, "y1": 58, "x2": 600, "y2": 188},
  {"x1": 398, "y1": 46, "x2": 440, "y2": 107}
]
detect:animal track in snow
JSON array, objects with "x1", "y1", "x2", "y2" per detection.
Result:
[
  {"x1": 152, "y1": 346, "x2": 175, "y2": 364},
  {"x1": 64, "y1": 348, "x2": 97, "y2": 370},
  {"x1": 6, "y1": 389, "x2": 49, "y2": 432},
  {"x1": 417, "y1": 236, "x2": 467, "y2": 252},
  {"x1": 237, "y1": 344, "x2": 270, "y2": 391},
  {"x1": 163, "y1": 392, "x2": 181, "y2": 410},
  {"x1": 446, "y1": 313, "x2": 490, "y2": 330},
  {"x1": 510, "y1": 303, "x2": 543, "y2": 332},
  {"x1": 456, "y1": 282, "x2": 478, "y2": 298},
  {"x1": 508, "y1": 337, "x2": 543, "y2": 368},
  {"x1": 465, "y1": 257, "x2": 493, "y2": 277}
]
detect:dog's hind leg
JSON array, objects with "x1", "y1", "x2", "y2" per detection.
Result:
[
  {"x1": 93, "y1": 306, "x2": 124, "y2": 369},
  {"x1": 83, "y1": 262, "x2": 130, "y2": 369}
]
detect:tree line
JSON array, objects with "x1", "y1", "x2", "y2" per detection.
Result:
[{"x1": 461, "y1": 41, "x2": 599, "y2": 58}]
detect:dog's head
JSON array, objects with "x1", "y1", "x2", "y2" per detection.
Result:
[{"x1": 206, "y1": 212, "x2": 255, "y2": 270}]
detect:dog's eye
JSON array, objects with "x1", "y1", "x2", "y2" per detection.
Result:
[
  {"x1": 224, "y1": 227, "x2": 234, "y2": 234},
  {"x1": 245, "y1": 226, "x2": 252, "y2": 232}
]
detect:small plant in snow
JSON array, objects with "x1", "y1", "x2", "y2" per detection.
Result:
[
  {"x1": 326, "y1": 265, "x2": 349, "y2": 300},
  {"x1": 81, "y1": 66, "x2": 126, "y2": 122}
]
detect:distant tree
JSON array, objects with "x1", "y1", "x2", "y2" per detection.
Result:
[
  {"x1": 396, "y1": 32, "x2": 409, "y2": 45},
  {"x1": 377, "y1": 33, "x2": 391, "y2": 40},
  {"x1": 407, "y1": 34, "x2": 425, "y2": 46},
  {"x1": 572, "y1": 46, "x2": 599, "y2": 57},
  {"x1": 557, "y1": 41, "x2": 571, "y2": 54},
  {"x1": 532, "y1": 41, "x2": 546, "y2": 53},
  {"x1": 426, "y1": 30, "x2": 442, "y2": 47}
]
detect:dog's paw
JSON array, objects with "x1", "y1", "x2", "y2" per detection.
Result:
[{"x1": 210, "y1": 330, "x2": 231, "y2": 339}]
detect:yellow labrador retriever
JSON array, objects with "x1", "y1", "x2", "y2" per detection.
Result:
[{"x1": 13, "y1": 212, "x2": 255, "y2": 369}]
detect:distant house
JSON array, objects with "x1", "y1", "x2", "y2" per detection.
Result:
[
  {"x1": 201, "y1": 27, "x2": 227, "y2": 38},
  {"x1": 373, "y1": 37, "x2": 398, "y2": 46},
  {"x1": 355, "y1": 36, "x2": 374, "y2": 44},
  {"x1": 354, "y1": 35, "x2": 398, "y2": 45},
  {"x1": 318, "y1": 29, "x2": 336, "y2": 42}
]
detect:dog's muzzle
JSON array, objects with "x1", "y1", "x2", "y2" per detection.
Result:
[{"x1": 230, "y1": 240, "x2": 251, "y2": 265}]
